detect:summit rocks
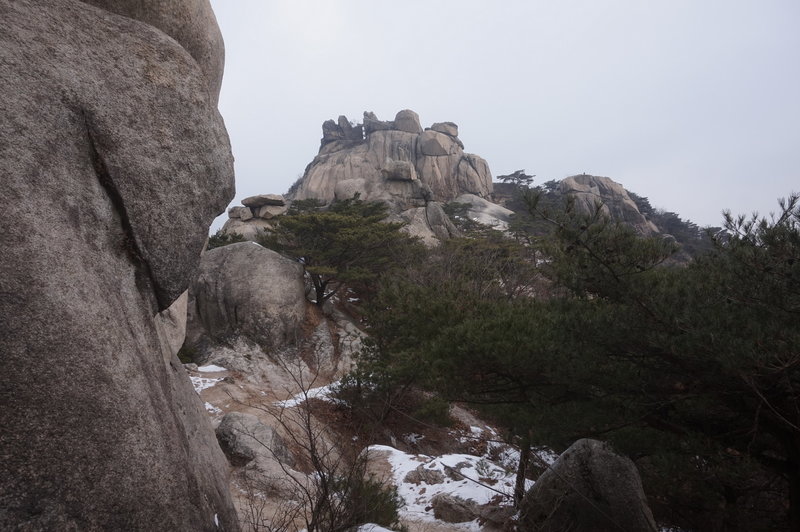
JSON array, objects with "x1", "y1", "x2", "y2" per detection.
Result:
[
  {"x1": 293, "y1": 110, "x2": 493, "y2": 206},
  {"x1": 223, "y1": 110, "x2": 493, "y2": 246}
]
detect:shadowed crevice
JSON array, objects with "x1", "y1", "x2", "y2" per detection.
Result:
[{"x1": 83, "y1": 110, "x2": 165, "y2": 309}]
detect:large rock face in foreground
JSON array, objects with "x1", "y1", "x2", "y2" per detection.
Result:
[
  {"x1": 80, "y1": 0, "x2": 226, "y2": 103},
  {"x1": 0, "y1": 0, "x2": 238, "y2": 530},
  {"x1": 291, "y1": 110, "x2": 493, "y2": 207},
  {"x1": 521, "y1": 439, "x2": 657, "y2": 532},
  {"x1": 186, "y1": 243, "x2": 307, "y2": 352}
]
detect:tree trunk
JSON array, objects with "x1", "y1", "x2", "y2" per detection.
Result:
[
  {"x1": 311, "y1": 273, "x2": 326, "y2": 306},
  {"x1": 514, "y1": 432, "x2": 532, "y2": 509}
]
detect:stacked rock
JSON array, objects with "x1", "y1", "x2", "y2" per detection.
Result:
[
  {"x1": 222, "y1": 194, "x2": 288, "y2": 240},
  {"x1": 234, "y1": 194, "x2": 288, "y2": 220}
]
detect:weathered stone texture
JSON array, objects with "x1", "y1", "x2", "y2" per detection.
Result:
[
  {"x1": 186, "y1": 243, "x2": 307, "y2": 352},
  {"x1": 521, "y1": 439, "x2": 657, "y2": 532},
  {"x1": 216, "y1": 412, "x2": 293, "y2": 468},
  {"x1": 242, "y1": 193, "x2": 286, "y2": 208},
  {"x1": 0, "y1": 0, "x2": 238, "y2": 529},
  {"x1": 79, "y1": 0, "x2": 226, "y2": 103},
  {"x1": 454, "y1": 193, "x2": 515, "y2": 231},
  {"x1": 290, "y1": 110, "x2": 493, "y2": 206},
  {"x1": 560, "y1": 174, "x2": 659, "y2": 235}
]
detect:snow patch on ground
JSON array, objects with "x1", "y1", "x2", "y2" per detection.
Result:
[
  {"x1": 369, "y1": 444, "x2": 524, "y2": 530},
  {"x1": 189, "y1": 365, "x2": 228, "y2": 394},
  {"x1": 190, "y1": 375, "x2": 223, "y2": 394},
  {"x1": 450, "y1": 422, "x2": 558, "y2": 472},
  {"x1": 533, "y1": 446, "x2": 559, "y2": 466},
  {"x1": 204, "y1": 402, "x2": 222, "y2": 414},
  {"x1": 357, "y1": 525, "x2": 394, "y2": 532},
  {"x1": 274, "y1": 381, "x2": 341, "y2": 408},
  {"x1": 198, "y1": 364, "x2": 227, "y2": 373}
]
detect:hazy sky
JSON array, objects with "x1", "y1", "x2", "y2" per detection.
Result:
[{"x1": 209, "y1": 0, "x2": 799, "y2": 230}]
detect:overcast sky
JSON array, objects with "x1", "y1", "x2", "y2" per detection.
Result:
[{"x1": 209, "y1": 0, "x2": 799, "y2": 230}]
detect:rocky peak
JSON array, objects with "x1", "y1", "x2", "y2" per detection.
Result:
[
  {"x1": 560, "y1": 174, "x2": 659, "y2": 235},
  {"x1": 223, "y1": 110, "x2": 501, "y2": 246},
  {"x1": 290, "y1": 110, "x2": 493, "y2": 208},
  {"x1": 322, "y1": 115, "x2": 364, "y2": 146}
]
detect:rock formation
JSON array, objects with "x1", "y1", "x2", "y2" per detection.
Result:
[
  {"x1": 520, "y1": 439, "x2": 658, "y2": 532},
  {"x1": 385, "y1": 202, "x2": 460, "y2": 246},
  {"x1": 79, "y1": 0, "x2": 226, "y2": 103},
  {"x1": 182, "y1": 242, "x2": 372, "y2": 524},
  {"x1": 0, "y1": 1, "x2": 238, "y2": 530},
  {"x1": 183, "y1": 241, "x2": 364, "y2": 382},
  {"x1": 292, "y1": 110, "x2": 492, "y2": 206},
  {"x1": 453, "y1": 193, "x2": 515, "y2": 231},
  {"x1": 560, "y1": 174, "x2": 659, "y2": 235},
  {"x1": 186, "y1": 243, "x2": 307, "y2": 353},
  {"x1": 215, "y1": 412, "x2": 300, "y2": 498},
  {"x1": 290, "y1": 110, "x2": 492, "y2": 245},
  {"x1": 216, "y1": 412, "x2": 294, "y2": 469},
  {"x1": 429, "y1": 493, "x2": 514, "y2": 527},
  {"x1": 221, "y1": 194, "x2": 288, "y2": 240},
  {"x1": 222, "y1": 111, "x2": 493, "y2": 245}
]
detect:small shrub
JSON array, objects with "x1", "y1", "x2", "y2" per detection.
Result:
[
  {"x1": 207, "y1": 229, "x2": 246, "y2": 250},
  {"x1": 334, "y1": 474, "x2": 407, "y2": 531},
  {"x1": 177, "y1": 345, "x2": 196, "y2": 364},
  {"x1": 286, "y1": 174, "x2": 305, "y2": 197},
  {"x1": 411, "y1": 396, "x2": 452, "y2": 428}
]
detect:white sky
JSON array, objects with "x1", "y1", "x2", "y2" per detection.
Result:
[{"x1": 209, "y1": 0, "x2": 799, "y2": 230}]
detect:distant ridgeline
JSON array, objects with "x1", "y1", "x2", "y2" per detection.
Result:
[{"x1": 492, "y1": 172, "x2": 719, "y2": 258}]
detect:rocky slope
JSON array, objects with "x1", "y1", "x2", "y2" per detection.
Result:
[
  {"x1": 0, "y1": 1, "x2": 238, "y2": 529},
  {"x1": 181, "y1": 237, "x2": 660, "y2": 531},
  {"x1": 181, "y1": 242, "x2": 371, "y2": 528}
]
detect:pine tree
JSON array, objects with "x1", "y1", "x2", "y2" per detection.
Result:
[
  {"x1": 359, "y1": 194, "x2": 800, "y2": 530},
  {"x1": 259, "y1": 195, "x2": 423, "y2": 306}
]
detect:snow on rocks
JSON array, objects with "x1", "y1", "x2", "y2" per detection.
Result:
[
  {"x1": 368, "y1": 444, "x2": 519, "y2": 529},
  {"x1": 198, "y1": 364, "x2": 227, "y2": 372},
  {"x1": 190, "y1": 375, "x2": 223, "y2": 393},
  {"x1": 450, "y1": 422, "x2": 558, "y2": 473},
  {"x1": 204, "y1": 402, "x2": 222, "y2": 415},
  {"x1": 273, "y1": 381, "x2": 342, "y2": 408},
  {"x1": 189, "y1": 365, "x2": 227, "y2": 394}
]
